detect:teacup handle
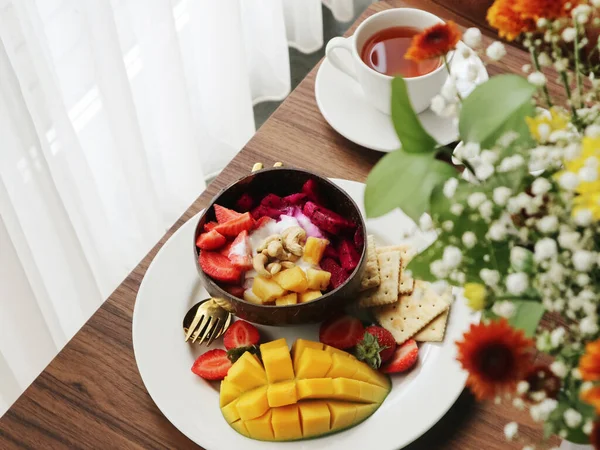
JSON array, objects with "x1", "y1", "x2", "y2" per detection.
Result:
[{"x1": 325, "y1": 37, "x2": 358, "y2": 82}]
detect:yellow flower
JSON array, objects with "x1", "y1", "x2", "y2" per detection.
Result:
[
  {"x1": 525, "y1": 108, "x2": 569, "y2": 142},
  {"x1": 562, "y1": 136, "x2": 600, "y2": 221},
  {"x1": 464, "y1": 283, "x2": 487, "y2": 310}
]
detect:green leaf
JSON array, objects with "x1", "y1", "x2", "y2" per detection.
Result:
[
  {"x1": 226, "y1": 345, "x2": 259, "y2": 363},
  {"x1": 391, "y1": 77, "x2": 439, "y2": 153},
  {"x1": 508, "y1": 300, "x2": 545, "y2": 337},
  {"x1": 459, "y1": 75, "x2": 536, "y2": 148},
  {"x1": 364, "y1": 149, "x2": 456, "y2": 220}
]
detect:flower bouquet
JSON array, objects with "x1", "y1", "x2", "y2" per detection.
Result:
[{"x1": 365, "y1": 1, "x2": 600, "y2": 448}]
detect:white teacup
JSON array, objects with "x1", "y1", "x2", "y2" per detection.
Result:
[{"x1": 325, "y1": 8, "x2": 451, "y2": 115}]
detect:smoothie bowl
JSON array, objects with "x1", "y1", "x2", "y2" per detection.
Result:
[{"x1": 193, "y1": 168, "x2": 367, "y2": 325}]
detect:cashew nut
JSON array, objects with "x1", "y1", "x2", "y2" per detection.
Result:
[
  {"x1": 257, "y1": 235, "x2": 281, "y2": 253},
  {"x1": 280, "y1": 261, "x2": 295, "y2": 269},
  {"x1": 253, "y1": 253, "x2": 271, "y2": 278},
  {"x1": 282, "y1": 226, "x2": 306, "y2": 256},
  {"x1": 267, "y1": 240, "x2": 291, "y2": 260},
  {"x1": 266, "y1": 262, "x2": 282, "y2": 275}
]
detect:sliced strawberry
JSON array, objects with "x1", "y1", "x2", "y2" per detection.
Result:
[
  {"x1": 283, "y1": 192, "x2": 307, "y2": 205},
  {"x1": 219, "y1": 240, "x2": 233, "y2": 256},
  {"x1": 199, "y1": 251, "x2": 242, "y2": 283},
  {"x1": 251, "y1": 205, "x2": 282, "y2": 220},
  {"x1": 235, "y1": 193, "x2": 254, "y2": 212},
  {"x1": 221, "y1": 284, "x2": 245, "y2": 298},
  {"x1": 320, "y1": 257, "x2": 349, "y2": 289},
  {"x1": 191, "y1": 349, "x2": 232, "y2": 380},
  {"x1": 354, "y1": 326, "x2": 397, "y2": 369},
  {"x1": 214, "y1": 204, "x2": 242, "y2": 224},
  {"x1": 260, "y1": 193, "x2": 285, "y2": 209},
  {"x1": 319, "y1": 315, "x2": 364, "y2": 350},
  {"x1": 381, "y1": 339, "x2": 419, "y2": 374},
  {"x1": 213, "y1": 212, "x2": 255, "y2": 237},
  {"x1": 226, "y1": 230, "x2": 252, "y2": 270},
  {"x1": 354, "y1": 227, "x2": 365, "y2": 251},
  {"x1": 339, "y1": 239, "x2": 361, "y2": 272},
  {"x1": 196, "y1": 229, "x2": 227, "y2": 251},
  {"x1": 255, "y1": 216, "x2": 275, "y2": 229},
  {"x1": 302, "y1": 179, "x2": 326, "y2": 205},
  {"x1": 223, "y1": 320, "x2": 260, "y2": 350},
  {"x1": 204, "y1": 221, "x2": 219, "y2": 232}
]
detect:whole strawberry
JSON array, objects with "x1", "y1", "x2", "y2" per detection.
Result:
[{"x1": 354, "y1": 326, "x2": 397, "y2": 369}]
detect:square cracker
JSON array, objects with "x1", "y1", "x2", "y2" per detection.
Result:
[
  {"x1": 359, "y1": 235, "x2": 380, "y2": 291},
  {"x1": 358, "y1": 251, "x2": 400, "y2": 307},
  {"x1": 377, "y1": 245, "x2": 416, "y2": 294},
  {"x1": 374, "y1": 280, "x2": 449, "y2": 344},
  {"x1": 414, "y1": 287, "x2": 453, "y2": 342}
]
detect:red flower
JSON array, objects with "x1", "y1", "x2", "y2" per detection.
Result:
[
  {"x1": 405, "y1": 21, "x2": 462, "y2": 62},
  {"x1": 523, "y1": 365, "x2": 561, "y2": 402},
  {"x1": 456, "y1": 319, "x2": 535, "y2": 400}
]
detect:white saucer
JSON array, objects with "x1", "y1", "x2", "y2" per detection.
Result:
[{"x1": 315, "y1": 42, "x2": 489, "y2": 152}]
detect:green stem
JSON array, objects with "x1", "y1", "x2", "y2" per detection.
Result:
[
  {"x1": 443, "y1": 55, "x2": 463, "y2": 102},
  {"x1": 529, "y1": 47, "x2": 553, "y2": 108},
  {"x1": 573, "y1": 22, "x2": 584, "y2": 108},
  {"x1": 560, "y1": 70, "x2": 580, "y2": 121}
]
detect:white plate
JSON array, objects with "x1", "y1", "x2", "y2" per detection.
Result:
[
  {"x1": 133, "y1": 179, "x2": 477, "y2": 450},
  {"x1": 315, "y1": 42, "x2": 489, "y2": 152}
]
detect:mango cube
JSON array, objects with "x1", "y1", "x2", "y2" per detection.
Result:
[
  {"x1": 252, "y1": 277, "x2": 286, "y2": 303},
  {"x1": 261, "y1": 344, "x2": 294, "y2": 383},
  {"x1": 291, "y1": 339, "x2": 323, "y2": 370},
  {"x1": 226, "y1": 352, "x2": 267, "y2": 392},
  {"x1": 295, "y1": 348, "x2": 332, "y2": 379},
  {"x1": 353, "y1": 362, "x2": 391, "y2": 389},
  {"x1": 220, "y1": 379, "x2": 243, "y2": 407},
  {"x1": 327, "y1": 401, "x2": 357, "y2": 431},
  {"x1": 237, "y1": 386, "x2": 269, "y2": 421},
  {"x1": 275, "y1": 292, "x2": 297, "y2": 306},
  {"x1": 221, "y1": 398, "x2": 240, "y2": 423},
  {"x1": 298, "y1": 290, "x2": 322, "y2": 303},
  {"x1": 271, "y1": 404, "x2": 302, "y2": 441},
  {"x1": 244, "y1": 410, "x2": 274, "y2": 440},
  {"x1": 230, "y1": 420, "x2": 250, "y2": 437},
  {"x1": 303, "y1": 237, "x2": 329, "y2": 265},
  {"x1": 331, "y1": 378, "x2": 362, "y2": 402},
  {"x1": 306, "y1": 268, "x2": 332, "y2": 290},
  {"x1": 267, "y1": 380, "x2": 297, "y2": 408},
  {"x1": 273, "y1": 266, "x2": 308, "y2": 293},
  {"x1": 360, "y1": 381, "x2": 389, "y2": 404},
  {"x1": 296, "y1": 378, "x2": 334, "y2": 400},
  {"x1": 326, "y1": 353, "x2": 359, "y2": 379},
  {"x1": 299, "y1": 401, "x2": 331, "y2": 437},
  {"x1": 243, "y1": 289, "x2": 262, "y2": 304},
  {"x1": 260, "y1": 338, "x2": 288, "y2": 352},
  {"x1": 354, "y1": 404, "x2": 378, "y2": 423}
]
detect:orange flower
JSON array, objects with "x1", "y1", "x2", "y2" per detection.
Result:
[
  {"x1": 487, "y1": 0, "x2": 535, "y2": 41},
  {"x1": 581, "y1": 385, "x2": 600, "y2": 414},
  {"x1": 405, "y1": 21, "x2": 461, "y2": 62},
  {"x1": 514, "y1": 0, "x2": 577, "y2": 20},
  {"x1": 580, "y1": 339, "x2": 600, "y2": 381},
  {"x1": 456, "y1": 319, "x2": 535, "y2": 400}
]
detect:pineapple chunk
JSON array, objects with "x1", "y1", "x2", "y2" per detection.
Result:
[
  {"x1": 273, "y1": 266, "x2": 308, "y2": 293},
  {"x1": 243, "y1": 289, "x2": 263, "y2": 304},
  {"x1": 298, "y1": 290, "x2": 322, "y2": 303},
  {"x1": 303, "y1": 237, "x2": 329, "y2": 265},
  {"x1": 306, "y1": 269, "x2": 331, "y2": 290},
  {"x1": 275, "y1": 292, "x2": 297, "y2": 306},
  {"x1": 252, "y1": 276, "x2": 286, "y2": 303}
]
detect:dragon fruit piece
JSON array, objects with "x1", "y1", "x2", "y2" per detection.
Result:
[
  {"x1": 320, "y1": 257, "x2": 349, "y2": 290},
  {"x1": 338, "y1": 239, "x2": 360, "y2": 272},
  {"x1": 353, "y1": 227, "x2": 365, "y2": 251},
  {"x1": 283, "y1": 192, "x2": 307, "y2": 205},
  {"x1": 323, "y1": 243, "x2": 339, "y2": 261},
  {"x1": 235, "y1": 193, "x2": 254, "y2": 212},
  {"x1": 302, "y1": 201, "x2": 319, "y2": 218},
  {"x1": 293, "y1": 208, "x2": 325, "y2": 239},
  {"x1": 260, "y1": 193, "x2": 286, "y2": 209},
  {"x1": 302, "y1": 179, "x2": 326, "y2": 205},
  {"x1": 251, "y1": 205, "x2": 281, "y2": 220},
  {"x1": 311, "y1": 210, "x2": 356, "y2": 235}
]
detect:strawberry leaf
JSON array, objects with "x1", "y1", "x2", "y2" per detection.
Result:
[{"x1": 226, "y1": 345, "x2": 260, "y2": 363}]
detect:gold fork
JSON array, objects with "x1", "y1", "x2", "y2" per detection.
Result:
[{"x1": 183, "y1": 298, "x2": 232, "y2": 346}]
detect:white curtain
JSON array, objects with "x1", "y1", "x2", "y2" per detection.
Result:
[{"x1": 0, "y1": 0, "x2": 362, "y2": 416}]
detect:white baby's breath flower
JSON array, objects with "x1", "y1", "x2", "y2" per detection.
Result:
[
  {"x1": 579, "y1": 166, "x2": 598, "y2": 182},
  {"x1": 522, "y1": 64, "x2": 532, "y2": 73},
  {"x1": 492, "y1": 301, "x2": 516, "y2": 318},
  {"x1": 479, "y1": 200, "x2": 494, "y2": 220},
  {"x1": 463, "y1": 28, "x2": 482, "y2": 48},
  {"x1": 443, "y1": 178, "x2": 458, "y2": 198},
  {"x1": 512, "y1": 398, "x2": 525, "y2": 410},
  {"x1": 493, "y1": 187, "x2": 512, "y2": 206},
  {"x1": 475, "y1": 163, "x2": 495, "y2": 180},
  {"x1": 465, "y1": 63, "x2": 479, "y2": 82},
  {"x1": 480, "y1": 269, "x2": 500, "y2": 287},
  {"x1": 550, "y1": 361, "x2": 568, "y2": 378},
  {"x1": 486, "y1": 41, "x2": 506, "y2": 61},
  {"x1": 460, "y1": 46, "x2": 472, "y2": 59},
  {"x1": 531, "y1": 178, "x2": 551, "y2": 195},
  {"x1": 558, "y1": 230, "x2": 580, "y2": 250},
  {"x1": 480, "y1": 150, "x2": 498, "y2": 165},
  {"x1": 558, "y1": 171, "x2": 579, "y2": 191},
  {"x1": 450, "y1": 203, "x2": 464, "y2": 216},
  {"x1": 572, "y1": 368, "x2": 582, "y2": 380},
  {"x1": 538, "y1": 52, "x2": 551, "y2": 67},
  {"x1": 586, "y1": 124, "x2": 600, "y2": 137},
  {"x1": 530, "y1": 399, "x2": 558, "y2": 422},
  {"x1": 431, "y1": 95, "x2": 446, "y2": 115},
  {"x1": 573, "y1": 4, "x2": 591, "y2": 24},
  {"x1": 462, "y1": 231, "x2": 477, "y2": 249},
  {"x1": 550, "y1": 327, "x2": 565, "y2": 347},
  {"x1": 562, "y1": 27, "x2": 577, "y2": 42},
  {"x1": 584, "y1": 420, "x2": 594, "y2": 435},
  {"x1": 506, "y1": 273, "x2": 528, "y2": 295},
  {"x1": 441, "y1": 82, "x2": 458, "y2": 101},
  {"x1": 419, "y1": 213, "x2": 433, "y2": 231},
  {"x1": 537, "y1": 215, "x2": 558, "y2": 233},
  {"x1": 461, "y1": 142, "x2": 481, "y2": 159},
  {"x1": 467, "y1": 192, "x2": 486, "y2": 209},
  {"x1": 488, "y1": 222, "x2": 507, "y2": 241},
  {"x1": 580, "y1": 315, "x2": 599, "y2": 335},
  {"x1": 574, "y1": 208, "x2": 593, "y2": 226},
  {"x1": 504, "y1": 422, "x2": 518, "y2": 440},
  {"x1": 573, "y1": 250, "x2": 596, "y2": 272},
  {"x1": 517, "y1": 381, "x2": 530, "y2": 395},
  {"x1": 534, "y1": 238, "x2": 557, "y2": 261},
  {"x1": 577, "y1": 273, "x2": 590, "y2": 286},
  {"x1": 442, "y1": 220, "x2": 454, "y2": 232},
  {"x1": 498, "y1": 155, "x2": 525, "y2": 172},
  {"x1": 554, "y1": 58, "x2": 568, "y2": 72},
  {"x1": 537, "y1": 123, "x2": 551, "y2": 142},
  {"x1": 564, "y1": 409, "x2": 582, "y2": 428},
  {"x1": 528, "y1": 71, "x2": 547, "y2": 87},
  {"x1": 443, "y1": 246, "x2": 462, "y2": 269},
  {"x1": 430, "y1": 260, "x2": 449, "y2": 278}
]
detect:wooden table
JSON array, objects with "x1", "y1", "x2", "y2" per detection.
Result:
[{"x1": 0, "y1": 1, "x2": 564, "y2": 448}]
